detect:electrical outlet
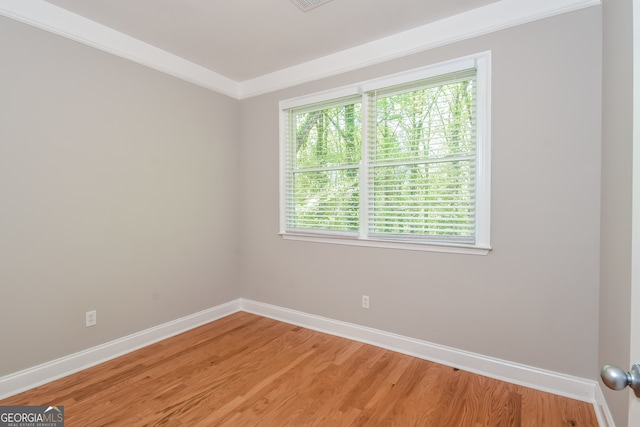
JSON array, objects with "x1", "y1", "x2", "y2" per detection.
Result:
[
  {"x1": 362, "y1": 295, "x2": 370, "y2": 309},
  {"x1": 86, "y1": 310, "x2": 97, "y2": 327}
]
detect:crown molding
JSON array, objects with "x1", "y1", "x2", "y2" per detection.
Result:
[
  {"x1": 0, "y1": 0, "x2": 240, "y2": 98},
  {"x1": 239, "y1": 0, "x2": 601, "y2": 98},
  {"x1": 0, "y1": 0, "x2": 600, "y2": 100}
]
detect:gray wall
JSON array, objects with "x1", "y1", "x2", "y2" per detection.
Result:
[
  {"x1": 0, "y1": 2, "x2": 612, "y2": 415},
  {"x1": 240, "y1": 7, "x2": 602, "y2": 379},
  {"x1": 600, "y1": 0, "x2": 633, "y2": 425},
  {"x1": 0, "y1": 17, "x2": 242, "y2": 376}
]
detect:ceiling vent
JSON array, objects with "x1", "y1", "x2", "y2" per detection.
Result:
[{"x1": 290, "y1": 0, "x2": 334, "y2": 12}]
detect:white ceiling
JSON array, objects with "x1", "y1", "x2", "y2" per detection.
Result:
[
  {"x1": 42, "y1": 0, "x2": 499, "y2": 81},
  {"x1": 0, "y1": 0, "x2": 599, "y2": 98}
]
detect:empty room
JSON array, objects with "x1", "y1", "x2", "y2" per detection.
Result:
[{"x1": 0, "y1": 0, "x2": 636, "y2": 425}]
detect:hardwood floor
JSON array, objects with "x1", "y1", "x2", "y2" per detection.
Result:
[{"x1": 0, "y1": 312, "x2": 598, "y2": 426}]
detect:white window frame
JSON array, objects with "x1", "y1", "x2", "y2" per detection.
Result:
[{"x1": 279, "y1": 52, "x2": 492, "y2": 255}]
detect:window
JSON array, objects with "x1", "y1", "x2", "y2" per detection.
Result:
[{"x1": 280, "y1": 53, "x2": 491, "y2": 254}]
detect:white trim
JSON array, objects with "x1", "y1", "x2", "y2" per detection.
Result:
[
  {"x1": 279, "y1": 52, "x2": 492, "y2": 255},
  {"x1": 279, "y1": 108, "x2": 289, "y2": 235},
  {"x1": 358, "y1": 56, "x2": 478, "y2": 93},
  {"x1": 0, "y1": 0, "x2": 240, "y2": 98},
  {"x1": 595, "y1": 384, "x2": 617, "y2": 427},
  {"x1": 239, "y1": 0, "x2": 601, "y2": 98},
  {"x1": 0, "y1": 300, "x2": 242, "y2": 400},
  {"x1": 0, "y1": 298, "x2": 609, "y2": 424},
  {"x1": 632, "y1": 1, "x2": 640, "y2": 425},
  {"x1": 279, "y1": 85, "x2": 361, "y2": 110},
  {"x1": 475, "y1": 53, "x2": 492, "y2": 246},
  {"x1": 240, "y1": 299, "x2": 600, "y2": 405},
  {"x1": 0, "y1": 298, "x2": 615, "y2": 427},
  {"x1": 0, "y1": 0, "x2": 600, "y2": 99},
  {"x1": 281, "y1": 232, "x2": 492, "y2": 255}
]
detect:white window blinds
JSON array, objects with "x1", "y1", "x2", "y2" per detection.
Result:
[
  {"x1": 365, "y1": 69, "x2": 478, "y2": 244},
  {"x1": 280, "y1": 52, "x2": 491, "y2": 253},
  {"x1": 285, "y1": 96, "x2": 362, "y2": 233}
]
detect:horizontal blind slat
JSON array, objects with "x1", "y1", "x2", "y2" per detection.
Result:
[
  {"x1": 284, "y1": 64, "x2": 480, "y2": 245},
  {"x1": 368, "y1": 71, "x2": 477, "y2": 242}
]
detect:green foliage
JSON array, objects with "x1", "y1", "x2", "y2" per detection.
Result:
[
  {"x1": 371, "y1": 81, "x2": 476, "y2": 239},
  {"x1": 293, "y1": 170, "x2": 359, "y2": 231},
  {"x1": 292, "y1": 102, "x2": 362, "y2": 231},
  {"x1": 289, "y1": 78, "x2": 477, "y2": 240}
]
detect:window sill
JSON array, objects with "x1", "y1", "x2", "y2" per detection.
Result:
[{"x1": 279, "y1": 232, "x2": 492, "y2": 255}]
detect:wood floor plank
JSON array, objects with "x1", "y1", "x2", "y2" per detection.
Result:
[{"x1": 0, "y1": 312, "x2": 599, "y2": 426}]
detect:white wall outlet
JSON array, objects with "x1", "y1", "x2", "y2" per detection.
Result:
[
  {"x1": 86, "y1": 310, "x2": 97, "y2": 327},
  {"x1": 362, "y1": 295, "x2": 370, "y2": 309}
]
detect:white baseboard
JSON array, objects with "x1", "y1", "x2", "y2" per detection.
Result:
[
  {"x1": 0, "y1": 300, "x2": 242, "y2": 400},
  {"x1": 239, "y1": 299, "x2": 601, "y2": 405},
  {"x1": 594, "y1": 384, "x2": 617, "y2": 427},
  {"x1": 0, "y1": 297, "x2": 612, "y2": 427}
]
